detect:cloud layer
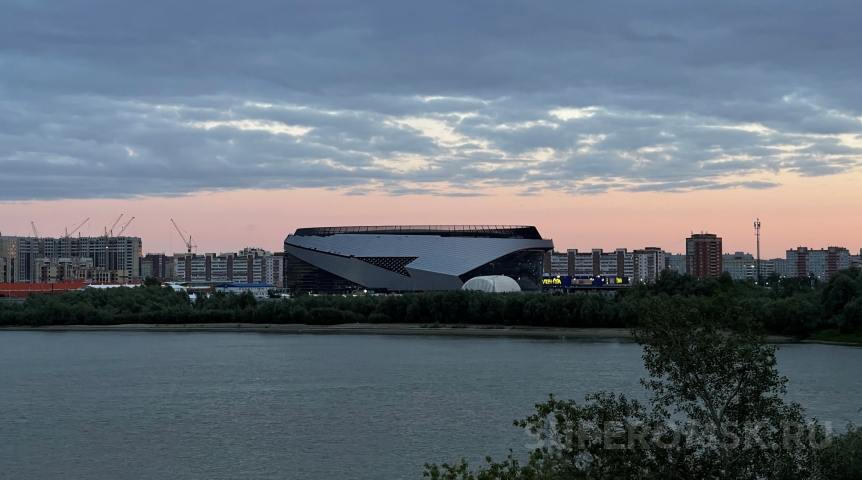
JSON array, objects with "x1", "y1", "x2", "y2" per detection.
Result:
[{"x1": 2, "y1": 0, "x2": 861, "y2": 200}]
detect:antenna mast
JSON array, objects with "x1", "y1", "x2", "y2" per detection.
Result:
[{"x1": 754, "y1": 218, "x2": 761, "y2": 285}]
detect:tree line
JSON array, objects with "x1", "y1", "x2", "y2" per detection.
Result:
[{"x1": 1, "y1": 269, "x2": 861, "y2": 336}]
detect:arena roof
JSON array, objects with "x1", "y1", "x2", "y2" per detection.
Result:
[{"x1": 292, "y1": 225, "x2": 543, "y2": 240}]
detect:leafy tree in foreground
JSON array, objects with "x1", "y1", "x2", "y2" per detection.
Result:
[
  {"x1": 819, "y1": 423, "x2": 862, "y2": 479},
  {"x1": 424, "y1": 299, "x2": 829, "y2": 480}
]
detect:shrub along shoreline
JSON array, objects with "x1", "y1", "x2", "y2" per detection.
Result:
[{"x1": 1, "y1": 270, "x2": 861, "y2": 340}]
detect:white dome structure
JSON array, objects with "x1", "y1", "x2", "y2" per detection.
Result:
[{"x1": 461, "y1": 275, "x2": 521, "y2": 293}]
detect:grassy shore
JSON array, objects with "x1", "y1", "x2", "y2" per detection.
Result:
[
  {"x1": 1, "y1": 322, "x2": 801, "y2": 343},
  {"x1": 807, "y1": 329, "x2": 862, "y2": 346}
]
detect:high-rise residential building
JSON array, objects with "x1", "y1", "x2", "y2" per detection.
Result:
[
  {"x1": 543, "y1": 251, "x2": 569, "y2": 276},
  {"x1": 559, "y1": 248, "x2": 635, "y2": 279},
  {"x1": 0, "y1": 235, "x2": 141, "y2": 283},
  {"x1": 851, "y1": 250, "x2": 862, "y2": 271},
  {"x1": 722, "y1": 252, "x2": 756, "y2": 281},
  {"x1": 765, "y1": 258, "x2": 788, "y2": 278},
  {"x1": 0, "y1": 236, "x2": 17, "y2": 283},
  {"x1": 666, "y1": 253, "x2": 687, "y2": 275},
  {"x1": 786, "y1": 246, "x2": 850, "y2": 281},
  {"x1": 570, "y1": 249, "x2": 595, "y2": 275},
  {"x1": 174, "y1": 247, "x2": 284, "y2": 287},
  {"x1": 571, "y1": 248, "x2": 634, "y2": 279},
  {"x1": 632, "y1": 247, "x2": 666, "y2": 283},
  {"x1": 547, "y1": 247, "x2": 665, "y2": 282},
  {"x1": 141, "y1": 253, "x2": 175, "y2": 281},
  {"x1": 686, "y1": 233, "x2": 723, "y2": 278}
]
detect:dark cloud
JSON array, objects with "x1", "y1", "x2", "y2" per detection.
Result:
[{"x1": 1, "y1": 0, "x2": 862, "y2": 200}]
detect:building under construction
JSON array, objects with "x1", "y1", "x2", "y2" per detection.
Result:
[{"x1": 0, "y1": 235, "x2": 142, "y2": 283}]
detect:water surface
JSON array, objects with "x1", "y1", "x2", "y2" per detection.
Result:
[{"x1": 0, "y1": 332, "x2": 859, "y2": 479}]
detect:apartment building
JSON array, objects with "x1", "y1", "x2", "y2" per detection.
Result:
[
  {"x1": 686, "y1": 233, "x2": 723, "y2": 278},
  {"x1": 0, "y1": 236, "x2": 16, "y2": 283},
  {"x1": 786, "y1": 246, "x2": 851, "y2": 281},
  {"x1": 765, "y1": 258, "x2": 788, "y2": 278},
  {"x1": 546, "y1": 248, "x2": 669, "y2": 282},
  {"x1": 722, "y1": 252, "x2": 755, "y2": 281},
  {"x1": 141, "y1": 253, "x2": 175, "y2": 281},
  {"x1": 174, "y1": 248, "x2": 284, "y2": 287},
  {"x1": 543, "y1": 251, "x2": 569, "y2": 276},
  {"x1": 632, "y1": 247, "x2": 666, "y2": 283},
  {"x1": 564, "y1": 248, "x2": 633, "y2": 278},
  {"x1": 665, "y1": 253, "x2": 687, "y2": 275}
]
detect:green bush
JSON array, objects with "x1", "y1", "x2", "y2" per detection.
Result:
[{"x1": 820, "y1": 424, "x2": 862, "y2": 479}]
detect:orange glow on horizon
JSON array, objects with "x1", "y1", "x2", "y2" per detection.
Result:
[{"x1": 1, "y1": 173, "x2": 860, "y2": 259}]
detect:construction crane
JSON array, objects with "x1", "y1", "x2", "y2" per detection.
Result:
[
  {"x1": 171, "y1": 219, "x2": 197, "y2": 254},
  {"x1": 62, "y1": 218, "x2": 89, "y2": 238},
  {"x1": 31, "y1": 222, "x2": 45, "y2": 256},
  {"x1": 57, "y1": 217, "x2": 89, "y2": 258},
  {"x1": 104, "y1": 214, "x2": 124, "y2": 237},
  {"x1": 100, "y1": 214, "x2": 124, "y2": 272},
  {"x1": 116, "y1": 217, "x2": 135, "y2": 237}
]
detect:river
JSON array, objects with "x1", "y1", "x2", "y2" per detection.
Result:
[{"x1": 1, "y1": 332, "x2": 860, "y2": 479}]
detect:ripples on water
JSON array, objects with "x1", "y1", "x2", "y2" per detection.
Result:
[{"x1": 0, "y1": 332, "x2": 859, "y2": 479}]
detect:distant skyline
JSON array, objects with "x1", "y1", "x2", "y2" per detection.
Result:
[
  {"x1": 2, "y1": 176, "x2": 860, "y2": 259},
  {"x1": 2, "y1": 1, "x2": 861, "y2": 257}
]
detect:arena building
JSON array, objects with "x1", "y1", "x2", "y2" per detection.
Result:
[{"x1": 284, "y1": 226, "x2": 554, "y2": 293}]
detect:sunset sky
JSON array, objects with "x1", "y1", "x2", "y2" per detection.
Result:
[{"x1": 2, "y1": 1, "x2": 860, "y2": 258}]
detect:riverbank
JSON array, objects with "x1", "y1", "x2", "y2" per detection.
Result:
[
  {"x1": 804, "y1": 329, "x2": 862, "y2": 347},
  {"x1": 1, "y1": 323, "x2": 804, "y2": 343}
]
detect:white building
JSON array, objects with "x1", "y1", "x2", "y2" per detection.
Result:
[
  {"x1": 545, "y1": 251, "x2": 569, "y2": 276},
  {"x1": 571, "y1": 250, "x2": 594, "y2": 275},
  {"x1": 723, "y1": 252, "x2": 756, "y2": 281},
  {"x1": 214, "y1": 282, "x2": 276, "y2": 298},
  {"x1": 633, "y1": 248, "x2": 666, "y2": 283}
]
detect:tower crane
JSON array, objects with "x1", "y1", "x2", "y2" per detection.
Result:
[
  {"x1": 101, "y1": 214, "x2": 123, "y2": 272},
  {"x1": 59, "y1": 218, "x2": 89, "y2": 258},
  {"x1": 171, "y1": 219, "x2": 197, "y2": 254},
  {"x1": 116, "y1": 217, "x2": 135, "y2": 237},
  {"x1": 31, "y1": 222, "x2": 45, "y2": 256},
  {"x1": 104, "y1": 214, "x2": 124, "y2": 237},
  {"x1": 62, "y1": 218, "x2": 89, "y2": 238}
]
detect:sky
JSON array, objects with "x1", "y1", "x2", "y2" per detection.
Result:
[{"x1": 1, "y1": 0, "x2": 861, "y2": 258}]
